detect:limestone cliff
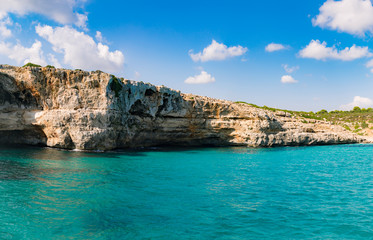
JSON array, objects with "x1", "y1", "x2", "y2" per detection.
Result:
[{"x1": 0, "y1": 65, "x2": 365, "y2": 150}]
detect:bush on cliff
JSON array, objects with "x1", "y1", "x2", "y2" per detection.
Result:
[
  {"x1": 23, "y1": 62, "x2": 41, "y2": 68},
  {"x1": 316, "y1": 109, "x2": 328, "y2": 114},
  {"x1": 235, "y1": 101, "x2": 373, "y2": 132},
  {"x1": 109, "y1": 75, "x2": 123, "y2": 97}
]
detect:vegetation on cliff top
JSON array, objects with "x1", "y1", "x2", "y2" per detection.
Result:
[
  {"x1": 23, "y1": 63, "x2": 56, "y2": 68},
  {"x1": 109, "y1": 75, "x2": 123, "y2": 97},
  {"x1": 236, "y1": 101, "x2": 373, "y2": 134},
  {"x1": 23, "y1": 62, "x2": 42, "y2": 68}
]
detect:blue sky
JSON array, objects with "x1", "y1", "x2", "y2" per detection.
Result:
[{"x1": 1, "y1": 0, "x2": 373, "y2": 111}]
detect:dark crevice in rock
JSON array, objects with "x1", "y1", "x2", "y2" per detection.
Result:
[
  {"x1": 0, "y1": 73, "x2": 39, "y2": 108},
  {"x1": 156, "y1": 97, "x2": 169, "y2": 116},
  {"x1": 129, "y1": 100, "x2": 153, "y2": 118},
  {"x1": 0, "y1": 128, "x2": 47, "y2": 146},
  {"x1": 145, "y1": 89, "x2": 155, "y2": 96}
]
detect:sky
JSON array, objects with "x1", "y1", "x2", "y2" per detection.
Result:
[{"x1": 1, "y1": 0, "x2": 373, "y2": 111}]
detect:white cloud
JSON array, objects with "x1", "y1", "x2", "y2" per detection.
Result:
[
  {"x1": 366, "y1": 59, "x2": 373, "y2": 68},
  {"x1": 189, "y1": 40, "x2": 247, "y2": 62},
  {"x1": 299, "y1": 40, "x2": 372, "y2": 61},
  {"x1": 0, "y1": 17, "x2": 12, "y2": 38},
  {"x1": 0, "y1": 0, "x2": 87, "y2": 28},
  {"x1": 95, "y1": 31, "x2": 103, "y2": 42},
  {"x1": 282, "y1": 64, "x2": 299, "y2": 74},
  {"x1": 48, "y1": 54, "x2": 62, "y2": 68},
  {"x1": 281, "y1": 75, "x2": 298, "y2": 84},
  {"x1": 75, "y1": 13, "x2": 88, "y2": 30},
  {"x1": 365, "y1": 59, "x2": 373, "y2": 72},
  {"x1": 313, "y1": 0, "x2": 373, "y2": 36},
  {"x1": 0, "y1": 40, "x2": 47, "y2": 65},
  {"x1": 36, "y1": 25, "x2": 124, "y2": 73},
  {"x1": 265, "y1": 43, "x2": 287, "y2": 52},
  {"x1": 95, "y1": 31, "x2": 108, "y2": 44},
  {"x1": 340, "y1": 96, "x2": 373, "y2": 110},
  {"x1": 185, "y1": 71, "x2": 216, "y2": 84}
]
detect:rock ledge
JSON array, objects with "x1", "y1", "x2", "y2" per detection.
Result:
[{"x1": 0, "y1": 65, "x2": 366, "y2": 150}]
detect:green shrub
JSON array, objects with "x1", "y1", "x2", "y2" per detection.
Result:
[
  {"x1": 317, "y1": 109, "x2": 328, "y2": 114},
  {"x1": 109, "y1": 75, "x2": 123, "y2": 97},
  {"x1": 23, "y1": 62, "x2": 41, "y2": 67},
  {"x1": 234, "y1": 101, "x2": 373, "y2": 128},
  {"x1": 46, "y1": 65, "x2": 55, "y2": 68}
]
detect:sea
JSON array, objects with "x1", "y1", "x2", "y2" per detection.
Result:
[{"x1": 1, "y1": 144, "x2": 373, "y2": 239}]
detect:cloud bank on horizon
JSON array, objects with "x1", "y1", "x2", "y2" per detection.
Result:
[
  {"x1": 341, "y1": 96, "x2": 373, "y2": 110},
  {"x1": 0, "y1": 0, "x2": 88, "y2": 27},
  {"x1": 0, "y1": 0, "x2": 373, "y2": 110},
  {"x1": 0, "y1": 0, "x2": 124, "y2": 73}
]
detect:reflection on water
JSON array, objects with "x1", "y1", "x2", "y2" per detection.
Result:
[{"x1": 1, "y1": 144, "x2": 373, "y2": 239}]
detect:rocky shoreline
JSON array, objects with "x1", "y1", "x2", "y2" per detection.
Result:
[{"x1": 0, "y1": 65, "x2": 368, "y2": 151}]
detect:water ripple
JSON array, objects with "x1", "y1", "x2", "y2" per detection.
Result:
[{"x1": 0, "y1": 145, "x2": 373, "y2": 239}]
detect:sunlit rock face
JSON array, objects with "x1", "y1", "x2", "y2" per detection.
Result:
[{"x1": 0, "y1": 65, "x2": 364, "y2": 150}]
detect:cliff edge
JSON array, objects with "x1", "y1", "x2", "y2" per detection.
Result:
[{"x1": 0, "y1": 65, "x2": 366, "y2": 150}]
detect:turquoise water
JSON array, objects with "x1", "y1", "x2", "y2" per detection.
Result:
[{"x1": 1, "y1": 145, "x2": 373, "y2": 239}]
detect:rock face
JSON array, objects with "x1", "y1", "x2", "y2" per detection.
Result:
[{"x1": 0, "y1": 65, "x2": 365, "y2": 150}]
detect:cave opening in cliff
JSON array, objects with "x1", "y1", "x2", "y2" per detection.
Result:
[{"x1": 0, "y1": 129, "x2": 47, "y2": 147}]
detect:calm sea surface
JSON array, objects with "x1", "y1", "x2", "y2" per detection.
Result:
[{"x1": 1, "y1": 144, "x2": 373, "y2": 239}]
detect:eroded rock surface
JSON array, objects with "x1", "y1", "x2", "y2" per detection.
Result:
[{"x1": 0, "y1": 65, "x2": 366, "y2": 150}]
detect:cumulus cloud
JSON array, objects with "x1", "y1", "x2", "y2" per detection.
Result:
[
  {"x1": 0, "y1": 40, "x2": 47, "y2": 65},
  {"x1": 185, "y1": 71, "x2": 216, "y2": 84},
  {"x1": 265, "y1": 43, "x2": 287, "y2": 52},
  {"x1": 36, "y1": 25, "x2": 124, "y2": 73},
  {"x1": 189, "y1": 40, "x2": 247, "y2": 62},
  {"x1": 366, "y1": 59, "x2": 373, "y2": 68},
  {"x1": 340, "y1": 96, "x2": 373, "y2": 110},
  {"x1": 0, "y1": 17, "x2": 12, "y2": 38},
  {"x1": 48, "y1": 54, "x2": 62, "y2": 68},
  {"x1": 299, "y1": 40, "x2": 372, "y2": 61},
  {"x1": 0, "y1": 0, "x2": 87, "y2": 28},
  {"x1": 281, "y1": 75, "x2": 298, "y2": 84},
  {"x1": 75, "y1": 13, "x2": 88, "y2": 30},
  {"x1": 95, "y1": 31, "x2": 103, "y2": 42},
  {"x1": 313, "y1": 0, "x2": 373, "y2": 36},
  {"x1": 365, "y1": 59, "x2": 373, "y2": 73},
  {"x1": 282, "y1": 64, "x2": 299, "y2": 74}
]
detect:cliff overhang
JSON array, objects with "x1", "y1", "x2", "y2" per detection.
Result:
[{"x1": 0, "y1": 65, "x2": 366, "y2": 151}]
